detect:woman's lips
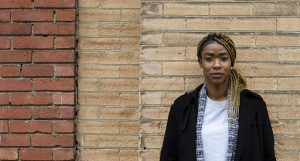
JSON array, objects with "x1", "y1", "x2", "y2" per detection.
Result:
[{"x1": 210, "y1": 72, "x2": 223, "y2": 79}]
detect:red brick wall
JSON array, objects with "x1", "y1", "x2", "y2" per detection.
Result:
[{"x1": 0, "y1": 0, "x2": 76, "y2": 160}]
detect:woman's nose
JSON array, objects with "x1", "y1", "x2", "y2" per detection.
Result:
[{"x1": 212, "y1": 59, "x2": 221, "y2": 68}]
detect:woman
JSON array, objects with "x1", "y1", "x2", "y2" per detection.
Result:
[{"x1": 160, "y1": 33, "x2": 276, "y2": 161}]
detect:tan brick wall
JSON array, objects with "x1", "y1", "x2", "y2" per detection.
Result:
[
  {"x1": 77, "y1": 0, "x2": 140, "y2": 160},
  {"x1": 78, "y1": 0, "x2": 300, "y2": 161}
]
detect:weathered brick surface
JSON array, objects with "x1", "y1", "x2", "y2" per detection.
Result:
[
  {"x1": 0, "y1": 0, "x2": 32, "y2": 8},
  {"x1": 53, "y1": 149, "x2": 74, "y2": 160},
  {"x1": 138, "y1": 1, "x2": 300, "y2": 161},
  {"x1": 0, "y1": 149, "x2": 18, "y2": 160},
  {"x1": 0, "y1": 37, "x2": 10, "y2": 49},
  {"x1": 78, "y1": 0, "x2": 140, "y2": 160},
  {"x1": 12, "y1": 10, "x2": 53, "y2": 21},
  {"x1": 0, "y1": 0, "x2": 76, "y2": 160},
  {"x1": 0, "y1": 23, "x2": 32, "y2": 35},
  {"x1": 56, "y1": 9, "x2": 76, "y2": 21},
  {"x1": 76, "y1": 0, "x2": 300, "y2": 161},
  {"x1": 0, "y1": 107, "x2": 32, "y2": 119},
  {"x1": 19, "y1": 149, "x2": 52, "y2": 160}
]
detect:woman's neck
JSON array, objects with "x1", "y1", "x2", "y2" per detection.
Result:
[{"x1": 206, "y1": 83, "x2": 228, "y2": 101}]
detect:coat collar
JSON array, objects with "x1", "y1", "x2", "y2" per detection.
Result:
[{"x1": 183, "y1": 84, "x2": 203, "y2": 106}]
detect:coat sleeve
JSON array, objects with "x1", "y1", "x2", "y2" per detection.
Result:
[
  {"x1": 260, "y1": 100, "x2": 276, "y2": 161},
  {"x1": 160, "y1": 103, "x2": 179, "y2": 161}
]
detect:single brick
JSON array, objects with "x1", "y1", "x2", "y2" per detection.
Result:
[
  {"x1": 31, "y1": 134, "x2": 74, "y2": 147},
  {"x1": 162, "y1": 62, "x2": 200, "y2": 76},
  {"x1": 13, "y1": 37, "x2": 53, "y2": 49},
  {"x1": 0, "y1": 134, "x2": 30, "y2": 146},
  {"x1": 142, "y1": 3, "x2": 164, "y2": 16},
  {"x1": 79, "y1": 38, "x2": 120, "y2": 50},
  {"x1": 0, "y1": 121, "x2": 9, "y2": 133},
  {"x1": 80, "y1": 149, "x2": 118, "y2": 160},
  {"x1": 0, "y1": 23, "x2": 31, "y2": 35},
  {"x1": 34, "y1": 79, "x2": 75, "y2": 91},
  {"x1": 164, "y1": 3, "x2": 208, "y2": 16},
  {"x1": 77, "y1": 107, "x2": 97, "y2": 120},
  {"x1": 79, "y1": 9, "x2": 121, "y2": 22},
  {"x1": 276, "y1": 2, "x2": 298, "y2": 16},
  {"x1": 78, "y1": 64, "x2": 120, "y2": 78},
  {"x1": 120, "y1": 93, "x2": 139, "y2": 106},
  {"x1": 11, "y1": 93, "x2": 53, "y2": 105},
  {"x1": 53, "y1": 93, "x2": 75, "y2": 105},
  {"x1": 77, "y1": 121, "x2": 120, "y2": 134},
  {"x1": 54, "y1": 120, "x2": 74, "y2": 133},
  {"x1": 0, "y1": 10, "x2": 10, "y2": 21},
  {"x1": 255, "y1": 34, "x2": 300, "y2": 47},
  {"x1": 35, "y1": 0, "x2": 75, "y2": 8},
  {"x1": 55, "y1": 36, "x2": 75, "y2": 49},
  {"x1": 0, "y1": 79, "x2": 32, "y2": 91},
  {"x1": 0, "y1": 51, "x2": 31, "y2": 63},
  {"x1": 56, "y1": 9, "x2": 76, "y2": 21},
  {"x1": 186, "y1": 18, "x2": 230, "y2": 31},
  {"x1": 143, "y1": 18, "x2": 186, "y2": 31},
  {"x1": 20, "y1": 149, "x2": 52, "y2": 160},
  {"x1": 9, "y1": 120, "x2": 52, "y2": 133},
  {"x1": 34, "y1": 107, "x2": 74, "y2": 119},
  {"x1": 0, "y1": 149, "x2": 18, "y2": 160},
  {"x1": 79, "y1": 0, "x2": 100, "y2": 8},
  {"x1": 22, "y1": 64, "x2": 54, "y2": 77},
  {"x1": 12, "y1": 10, "x2": 53, "y2": 21},
  {"x1": 34, "y1": 23, "x2": 75, "y2": 35},
  {"x1": 33, "y1": 50, "x2": 75, "y2": 63},
  {"x1": 0, "y1": 94, "x2": 10, "y2": 105},
  {"x1": 0, "y1": 37, "x2": 10, "y2": 49},
  {"x1": 79, "y1": 23, "x2": 140, "y2": 37},
  {"x1": 98, "y1": 108, "x2": 139, "y2": 120},
  {"x1": 142, "y1": 77, "x2": 184, "y2": 91},
  {"x1": 252, "y1": 3, "x2": 276, "y2": 16},
  {"x1": 121, "y1": 9, "x2": 140, "y2": 21},
  {"x1": 0, "y1": 107, "x2": 32, "y2": 119},
  {"x1": 277, "y1": 18, "x2": 300, "y2": 32},
  {"x1": 0, "y1": 0, "x2": 32, "y2": 8},
  {"x1": 78, "y1": 92, "x2": 120, "y2": 106},
  {"x1": 55, "y1": 65, "x2": 75, "y2": 77},
  {"x1": 142, "y1": 47, "x2": 185, "y2": 61},
  {"x1": 0, "y1": 65, "x2": 21, "y2": 77},
  {"x1": 120, "y1": 150, "x2": 139, "y2": 161},
  {"x1": 98, "y1": 79, "x2": 139, "y2": 91},
  {"x1": 53, "y1": 149, "x2": 74, "y2": 160},
  {"x1": 100, "y1": 0, "x2": 140, "y2": 9},
  {"x1": 278, "y1": 78, "x2": 300, "y2": 91},
  {"x1": 230, "y1": 18, "x2": 276, "y2": 31},
  {"x1": 209, "y1": 2, "x2": 251, "y2": 16}
]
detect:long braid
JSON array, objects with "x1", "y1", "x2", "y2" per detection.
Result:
[{"x1": 197, "y1": 33, "x2": 247, "y2": 117}]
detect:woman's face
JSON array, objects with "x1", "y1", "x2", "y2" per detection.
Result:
[{"x1": 200, "y1": 41, "x2": 232, "y2": 87}]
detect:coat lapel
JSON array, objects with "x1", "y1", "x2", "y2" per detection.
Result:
[
  {"x1": 234, "y1": 90, "x2": 249, "y2": 161},
  {"x1": 234, "y1": 121, "x2": 245, "y2": 161}
]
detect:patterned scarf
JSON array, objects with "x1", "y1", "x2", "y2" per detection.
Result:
[{"x1": 196, "y1": 84, "x2": 239, "y2": 161}]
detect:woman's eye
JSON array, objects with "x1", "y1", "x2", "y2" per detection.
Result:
[
  {"x1": 221, "y1": 57, "x2": 228, "y2": 61},
  {"x1": 205, "y1": 57, "x2": 212, "y2": 62}
]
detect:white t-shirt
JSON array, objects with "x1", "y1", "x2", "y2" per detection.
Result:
[{"x1": 202, "y1": 96, "x2": 228, "y2": 161}]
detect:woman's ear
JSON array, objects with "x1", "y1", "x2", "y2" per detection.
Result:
[{"x1": 198, "y1": 61, "x2": 203, "y2": 70}]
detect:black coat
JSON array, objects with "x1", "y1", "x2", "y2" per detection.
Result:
[{"x1": 160, "y1": 84, "x2": 276, "y2": 161}]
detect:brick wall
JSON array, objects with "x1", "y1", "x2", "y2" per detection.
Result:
[
  {"x1": 1, "y1": 0, "x2": 299, "y2": 161},
  {"x1": 0, "y1": 0, "x2": 76, "y2": 160},
  {"x1": 77, "y1": 0, "x2": 300, "y2": 161},
  {"x1": 77, "y1": 0, "x2": 140, "y2": 160},
  {"x1": 140, "y1": 1, "x2": 300, "y2": 161}
]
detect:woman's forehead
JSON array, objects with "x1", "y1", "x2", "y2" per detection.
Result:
[{"x1": 202, "y1": 42, "x2": 228, "y2": 52}]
